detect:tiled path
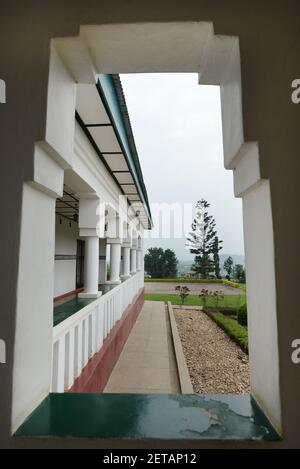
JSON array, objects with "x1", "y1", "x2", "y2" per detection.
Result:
[{"x1": 104, "y1": 301, "x2": 180, "y2": 393}]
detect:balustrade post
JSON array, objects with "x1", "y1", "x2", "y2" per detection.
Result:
[{"x1": 65, "y1": 328, "x2": 75, "y2": 389}]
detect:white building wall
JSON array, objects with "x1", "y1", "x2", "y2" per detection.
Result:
[
  {"x1": 72, "y1": 122, "x2": 143, "y2": 242},
  {"x1": 243, "y1": 180, "x2": 281, "y2": 433},
  {"x1": 73, "y1": 122, "x2": 132, "y2": 224},
  {"x1": 54, "y1": 215, "x2": 79, "y2": 297},
  {"x1": 46, "y1": 45, "x2": 76, "y2": 167},
  {"x1": 12, "y1": 183, "x2": 56, "y2": 432}
]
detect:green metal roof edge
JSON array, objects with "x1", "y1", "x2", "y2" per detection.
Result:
[{"x1": 96, "y1": 74, "x2": 153, "y2": 228}]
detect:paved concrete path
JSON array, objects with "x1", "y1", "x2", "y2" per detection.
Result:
[
  {"x1": 145, "y1": 281, "x2": 244, "y2": 295},
  {"x1": 104, "y1": 301, "x2": 180, "y2": 393}
]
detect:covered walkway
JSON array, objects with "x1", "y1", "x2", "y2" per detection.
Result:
[{"x1": 104, "y1": 301, "x2": 180, "y2": 393}]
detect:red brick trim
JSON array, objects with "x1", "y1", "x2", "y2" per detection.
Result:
[
  {"x1": 54, "y1": 287, "x2": 84, "y2": 302},
  {"x1": 69, "y1": 288, "x2": 144, "y2": 393}
]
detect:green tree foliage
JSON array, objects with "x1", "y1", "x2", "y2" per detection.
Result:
[
  {"x1": 212, "y1": 236, "x2": 223, "y2": 279},
  {"x1": 233, "y1": 264, "x2": 246, "y2": 283},
  {"x1": 163, "y1": 248, "x2": 178, "y2": 278},
  {"x1": 223, "y1": 256, "x2": 234, "y2": 280},
  {"x1": 144, "y1": 247, "x2": 178, "y2": 278},
  {"x1": 186, "y1": 199, "x2": 222, "y2": 279}
]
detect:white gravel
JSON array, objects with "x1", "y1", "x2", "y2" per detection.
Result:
[{"x1": 174, "y1": 308, "x2": 250, "y2": 394}]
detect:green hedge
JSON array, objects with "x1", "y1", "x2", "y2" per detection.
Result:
[
  {"x1": 145, "y1": 277, "x2": 224, "y2": 284},
  {"x1": 222, "y1": 279, "x2": 240, "y2": 289},
  {"x1": 237, "y1": 303, "x2": 248, "y2": 326},
  {"x1": 209, "y1": 312, "x2": 248, "y2": 354},
  {"x1": 145, "y1": 277, "x2": 246, "y2": 290}
]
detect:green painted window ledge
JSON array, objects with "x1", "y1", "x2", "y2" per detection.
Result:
[{"x1": 14, "y1": 393, "x2": 280, "y2": 441}]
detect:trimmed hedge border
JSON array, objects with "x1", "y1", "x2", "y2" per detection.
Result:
[
  {"x1": 205, "y1": 310, "x2": 248, "y2": 354},
  {"x1": 222, "y1": 279, "x2": 240, "y2": 289},
  {"x1": 238, "y1": 303, "x2": 248, "y2": 326},
  {"x1": 145, "y1": 278, "x2": 221, "y2": 283}
]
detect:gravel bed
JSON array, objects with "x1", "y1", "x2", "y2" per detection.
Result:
[{"x1": 174, "y1": 308, "x2": 250, "y2": 394}]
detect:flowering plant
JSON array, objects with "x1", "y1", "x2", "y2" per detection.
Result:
[
  {"x1": 199, "y1": 289, "x2": 224, "y2": 309},
  {"x1": 175, "y1": 285, "x2": 190, "y2": 305},
  {"x1": 212, "y1": 290, "x2": 224, "y2": 308},
  {"x1": 199, "y1": 288, "x2": 211, "y2": 308}
]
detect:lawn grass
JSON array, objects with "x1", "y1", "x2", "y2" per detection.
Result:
[
  {"x1": 209, "y1": 312, "x2": 248, "y2": 354},
  {"x1": 144, "y1": 293, "x2": 246, "y2": 309}
]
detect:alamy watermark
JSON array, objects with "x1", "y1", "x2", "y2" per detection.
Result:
[
  {"x1": 95, "y1": 196, "x2": 195, "y2": 242},
  {"x1": 291, "y1": 79, "x2": 300, "y2": 104},
  {"x1": 291, "y1": 339, "x2": 300, "y2": 364},
  {"x1": 0, "y1": 78, "x2": 6, "y2": 103},
  {"x1": 0, "y1": 339, "x2": 6, "y2": 364}
]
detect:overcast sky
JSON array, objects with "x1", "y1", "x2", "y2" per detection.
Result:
[{"x1": 121, "y1": 73, "x2": 244, "y2": 261}]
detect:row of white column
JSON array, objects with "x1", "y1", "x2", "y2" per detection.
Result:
[
  {"x1": 108, "y1": 240, "x2": 143, "y2": 283},
  {"x1": 77, "y1": 196, "x2": 143, "y2": 298},
  {"x1": 79, "y1": 236, "x2": 143, "y2": 299}
]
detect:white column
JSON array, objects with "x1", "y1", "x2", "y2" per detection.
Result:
[
  {"x1": 136, "y1": 249, "x2": 142, "y2": 272},
  {"x1": 137, "y1": 235, "x2": 144, "y2": 274},
  {"x1": 99, "y1": 238, "x2": 107, "y2": 284},
  {"x1": 120, "y1": 246, "x2": 124, "y2": 278},
  {"x1": 130, "y1": 248, "x2": 137, "y2": 275},
  {"x1": 79, "y1": 236, "x2": 101, "y2": 298},
  {"x1": 121, "y1": 246, "x2": 131, "y2": 280},
  {"x1": 107, "y1": 241, "x2": 121, "y2": 285},
  {"x1": 13, "y1": 182, "x2": 59, "y2": 431},
  {"x1": 78, "y1": 194, "x2": 102, "y2": 298}
]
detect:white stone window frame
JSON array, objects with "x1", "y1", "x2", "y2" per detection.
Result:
[{"x1": 11, "y1": 22, "x2": 281, "y2": 437}]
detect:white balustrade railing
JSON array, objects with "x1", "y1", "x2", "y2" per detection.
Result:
[{"x1": 51, "y1": 270, "x2": 144, "y2": 392}]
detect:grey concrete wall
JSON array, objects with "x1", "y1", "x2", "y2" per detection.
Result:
[{"x1": 0, "y1": 0, "x2": 300, "y2": 447}]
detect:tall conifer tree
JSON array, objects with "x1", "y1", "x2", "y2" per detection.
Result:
[{"x1": 186, "y1": 199, "x2": 222, "y2": 278}]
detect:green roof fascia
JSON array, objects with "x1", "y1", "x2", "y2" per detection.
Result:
[{"x1": 96, "y1": 75, "x2": 152, "y2": 228}]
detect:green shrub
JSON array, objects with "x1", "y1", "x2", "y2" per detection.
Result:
[
  {"x1": 238, "y1": 303, "x2": 248, "y2": 326},
  {"x1": 144, "y1": 278, "x2": 245, "y2": 290},
  {"x1": 144, "y1": 278, "x2": 222, "y2": 283},
  {"x1": 222, "y1": 279, "x2": 240, "y2": 289},
  {"x1": 209, "y1": 312, "x2": 248, "y2": 354}
]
